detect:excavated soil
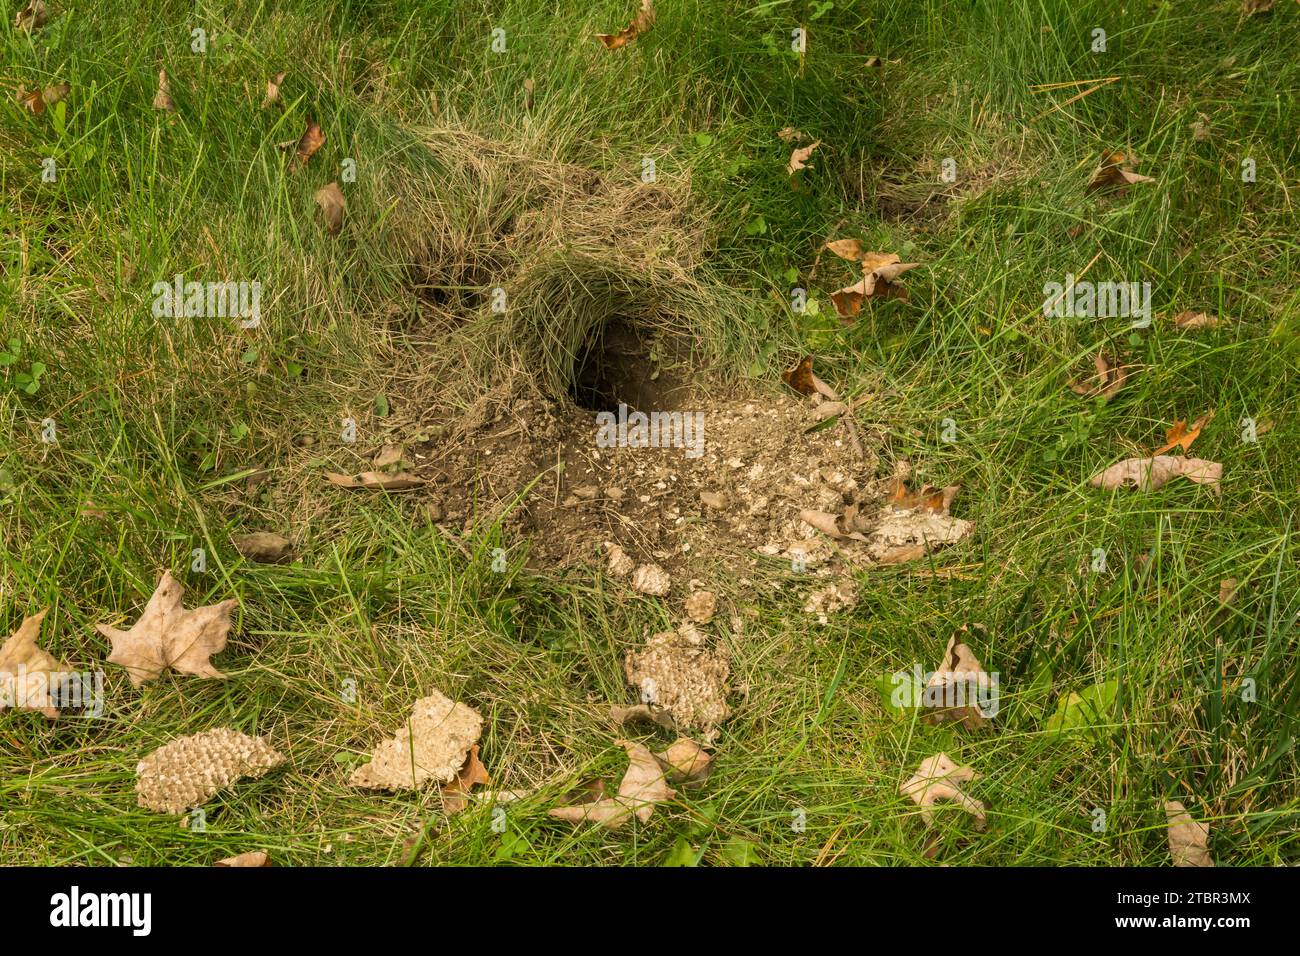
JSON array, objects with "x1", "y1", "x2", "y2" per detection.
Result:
[{"x1": 407, "y1": 322, "x2": 972, "y2": 604}]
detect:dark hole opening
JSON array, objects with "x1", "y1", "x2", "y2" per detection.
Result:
[{"x1": 569, "y1": 317, "x2": 646, "y2": 413}]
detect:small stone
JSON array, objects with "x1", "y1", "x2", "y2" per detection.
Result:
[
  {"x1": 632, "y1": 563, "x2": 671, "y2": 596},
  {"x1": 685, "y1": 590, "x2": 717, "y2": 623}
]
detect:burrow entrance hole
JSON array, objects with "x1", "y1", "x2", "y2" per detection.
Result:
[{"x1": 567, "y1": 317, "x2": 689, "y2": 414}]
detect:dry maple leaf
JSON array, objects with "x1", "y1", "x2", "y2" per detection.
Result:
[
  {"x1": 830, "y1": 252, "x2": 920, "y2": 318},
  {"x1": 152, "y1": 69, "x2": 176, "y2": 112},
  {"x1": 786, "y1": 139, "x2": 821, "y2": 176},
  {"x1": 900, "y1": 753, "x2": 986, "y2": 828},
  {"x1": 548, "y1": 740, "x2": 676, "y2": 828},
  {"x1": 136, "y1": 727, "x2": 284, "y2": 814},
  {"x1": 1088, "y1": 149, "x2": 1155, "y2": 193},
  {"x1": 1089, "y1": 456, "x2": 1222, "y2": 492},
  {"x1": 95, "y1": 571, "x2": 235, "y2": 688},
  {"x1": 1164, "y1": 800, "x2": 1214, "y2": 867},
  {"x1": 1068, "y1": 350, "x2": 1130, "y2": 401},
  {"x1": 325, "y1": 470, "x2": 425, "y2": 490},
  {"x1": 350, "y1": 689, "x2": 483, "y2": 790},
  {"x1": 292, "y1": 119, "x2": 325, "y2": 170},
  {"x1": 922, "y1": 630, "x2": 992, "y2": 730},
  {"x1": 596, "y1": 0, "x2": 655, "y2": 49},
  {"x1": 0, "y1": 609, "x2": 67, "y2": 718},
  {"x1": 15, "y1": 0, "x2": 47, "y2": 31},
  {"x1": 442, "y1": 743, "x2": 492, "y2": 814},
  {"x1": 262, "y1": 70, "x2": 287, "y2": 109},
  {"x1": 1151, "y1": 410, "x2": 1213, "y2": 456},
  {"x1": 314, "y1": 181, "x2": 346, "y2": 236},
  {"x1": 215, "y1": 850, "x2": 273, "y2": 867},
  {"x1": 1172, "y1": 310, "x2": 1221, "y2": 330}
]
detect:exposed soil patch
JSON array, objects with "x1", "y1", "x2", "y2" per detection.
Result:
[{"x1": 407, "y1": 321, "x2": 945, "y2": 596}]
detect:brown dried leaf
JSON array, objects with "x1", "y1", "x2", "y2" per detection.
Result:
[
  {"x1": 1218, "y1": 578, "x2": 1239, "y2": 606},
  {"x1": 1172, "y1": 310, "x2": 1221, "y2": 330},
  {"x1": 314, "y1": 181, "x2": 346, "y2": 236},
  {"x1": 900, "y1": 753, "x2": 986, "y2": 828},
  {"x1": 654, "y1": 737, "x2": 713, "y2": 785},
  {"x1": 292, "y1": 119, "x2": 325, "y2": 171},
  {"x1": 42, "y1": 81, "x2": 69, "y2": 107},
  {"x1": 1088, "y1": 149, "x2": 1155, "y2": 193},
  {"x1": 1089, "y1": 455, "x2": 1222, "y2": 491},
  {"x1": 95, "y1": 571, "x2": 235, "y2": 688},
  {"x1": 1241, "y1": 0, "x2": 1275, "y2": 15},
  {"x1": 800, "y1": 508, "x2": 868, "y2": 542},
  {"x1": 152, "y1": 69, "x2": 176, "y2": 112},
  {"x1": 875, "y1": 544, "x2": 928, "y2": 565},
  {"x1": 350, "y1": 690, "x2": 483, "y2": 790},
  {"x1": 15, "y1": 1, "x2": 48, "y2": 31},
  {"x1": 887, "y1": 479, "x2": 959, "y2": 516},
  {"x1": 1151, "y1": 410, "x2": 1213, "y2": 456},
  {"x1": 1164, "y1": 800, "x2": 1214, "y2": 867},
  {"x1": 262, "y1": 71, "x2": 287, "y2": 109},
  {"x1": 1068, "y1": 350, "x2": 1130, "y2": 401},
  {"x1": 548, "y1": 740, "x2": 675, "y2": 828},
  {"x1": 824, "y1": 238, "x2": 866, "y2": 261},
  {"x1": 442, "y1": 744, "x2": 491, "y2": 815},
  {"x1": 781, "y1": 355, "x2": 838, "y2": 399},
  {"x1": 215, "y1": 851, "x2": 273, "y2": 867},
  {"x1": 596, "y1": 0, "x2": 655, "y2": 49},
  {"x1": 786, "y1": 139, "x2": 821, "y2": 175},
  {"x1": 18, "y1": 82, "x2": 68, "y2": 115},
  {"x1": 325, "y1": 470, "x2": 425, "y2": 490},
  {"x1": 922, "y1": 631, "x2": 991, "y2": 730},
  {"x1": 830, "y1": 252, "x2": 920, "y2": 319},
  {"x1": 0, "y1": 609, "x2": 66, "y2": 718},
  {"x1": 372, "y1": 444, "x2": 405, "y2": 471},
  {"x1": 610, "y1": 702, "x2": 677, "y2": 730},
  {"x1": 776, "y1": 126, "x2": 806, "y2": 143}
]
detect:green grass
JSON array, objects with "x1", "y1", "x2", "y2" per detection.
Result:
[{"x1": 1, "y1": 0, "x2": 1297, "y2": 866}]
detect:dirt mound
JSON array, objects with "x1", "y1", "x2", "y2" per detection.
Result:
[
  {"x1": 410, "y1": 317, "x2": 909, "y2": 593},
  {"x1": 362, "y1": 124, "x2": 972, "y2": 600}
]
